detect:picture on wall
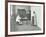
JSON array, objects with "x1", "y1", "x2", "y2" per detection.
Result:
[{"x1": 7, "y1": 1, "x2": 45, "y2": 36}]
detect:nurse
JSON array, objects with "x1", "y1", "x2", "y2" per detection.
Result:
[{"x1": 16, "y1": 14, "x2": 22, "y2": 24}]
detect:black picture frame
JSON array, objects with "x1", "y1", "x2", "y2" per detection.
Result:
[{"x1": 5, "y1": 0, "x2": 45, "y2": 37}]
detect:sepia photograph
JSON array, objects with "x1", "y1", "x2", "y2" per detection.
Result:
[{"x1": 8, "y1": 2, "x2": 45, "y2": 35}]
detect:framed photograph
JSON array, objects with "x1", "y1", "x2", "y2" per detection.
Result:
[{"x1": 5, "y1": 1, "x2": 45, "y2": 36}]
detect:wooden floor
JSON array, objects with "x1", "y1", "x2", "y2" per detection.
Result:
[{"x1": 14, "y1": 24, "x2": 41, "y2": 31}]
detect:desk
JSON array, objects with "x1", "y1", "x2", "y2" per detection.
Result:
[{"x1": 20, "y1": 18, "x2": 29, "y2": 25}]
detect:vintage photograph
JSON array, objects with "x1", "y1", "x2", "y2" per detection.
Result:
[
  {"x1": 10, "y1": 5, "x2": 41, "y2": 32},
  {"x1": 8, "y1": 2, "x2": 44, "y2": 35}
]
